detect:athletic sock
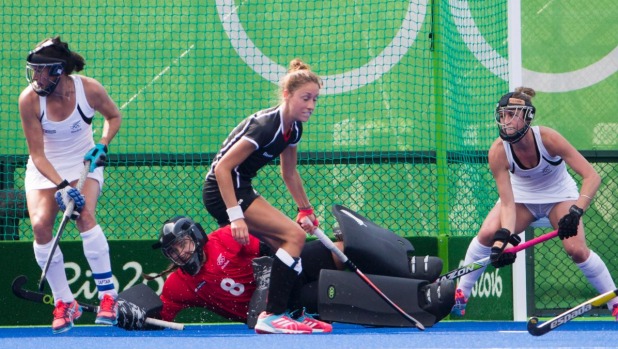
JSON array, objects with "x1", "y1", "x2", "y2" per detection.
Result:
[
  {"x1": 576, "y1": 250, "x2": 618, "y2": 309},
  {"x1": 33, "y1": 240, "x2": 74, "y2": 303},
  {"x1": 457, "y1": 237, "x2": 491, "y2": 298},
  {"x1": 81, "y1": 225, "x2": 117, "y2": 299},
  {"x1": 265, "y1": 249, "x2": 301, "y2": 314}
]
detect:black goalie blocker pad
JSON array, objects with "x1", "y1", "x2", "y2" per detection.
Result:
[
  {"x1": 333, "y1": 204, "x2": 413, "y2": 278},
  {"x1": 333, "y1": 204, "x2": 442, "y2": 281},
  {"x1": 318, "y1": 270, "x2": 455, "y2": 327},
  {"x1": 116, "y1": 283, "x2": 163, "y2": 331}
]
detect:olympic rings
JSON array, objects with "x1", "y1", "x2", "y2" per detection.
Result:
[
  {"x1": 449, "y1": 0, "x2": 618, "y2": 93},
  {"x1": 217, "y1": 0, "x2": 616, "y2": 94}
]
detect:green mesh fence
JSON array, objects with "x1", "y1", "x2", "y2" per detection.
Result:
[
  {"x1": 0, "y1": 1, "x2": 509, "y2": 240},
  {"x1": 0, "y1": 0, "x2": 617, "y2": 317}
]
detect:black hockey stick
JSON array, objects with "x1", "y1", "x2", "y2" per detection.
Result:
[
  {"x1": 435, "y1": 230, "x2": 558, "y2": 283},
  {"x1": 311, "y1": 225, "x2": 425, "y2": 330},
  {"x1": 12, "y1": 275, "x2": 184, "y2": 330},
  {"x1": 527, "y1": 288, "x2": 618, "y2": 336},
  {"x1": 38, "y1": 161, "x2": 91, "y2": 291}
]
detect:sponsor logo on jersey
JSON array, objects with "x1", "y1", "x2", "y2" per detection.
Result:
[
  {"x1": 70, "y1": 121, "x2": 82, "y2": 133},
  {"x1": 217, "y1": 253, "x2": 230, "y2": 269},
  {"x1": 262, "y1": 151, "x2": 274, "y2": 158},
  {"x1": 43, "y1": 129, "x2": 56, "y2": 134}
]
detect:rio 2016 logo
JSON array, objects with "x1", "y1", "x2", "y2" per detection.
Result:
[
  {"x1": 65, "y1": 261, "x2": 165, "y2": 300},
  {"x1": 453, "y1": 259, "x2": 504, "y2": 299}
]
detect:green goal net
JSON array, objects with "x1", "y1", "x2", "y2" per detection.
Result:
[{"x1": 0, "y1": 1, "x2": 508, "y2": 241}]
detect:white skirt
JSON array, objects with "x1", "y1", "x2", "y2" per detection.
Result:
[{"x1": 25, "y1": 160, "x2": 104, "y2": 193}]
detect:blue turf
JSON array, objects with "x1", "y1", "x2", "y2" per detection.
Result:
[{"x1": 1, "y1": 321, "x2": 617, "y2": 349}]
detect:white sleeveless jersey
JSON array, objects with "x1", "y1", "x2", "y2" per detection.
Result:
[
  {"x1": 25, "y1": 75, "x2": 103, "y2": 191},
  {"x1": 503, "y1": 126, "x2": 578, "y2": 204}
]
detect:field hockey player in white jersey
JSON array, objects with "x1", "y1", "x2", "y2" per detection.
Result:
[
  {"x1": 451, "y1": 87, "x2": 618, "y2": 319},
  {"x1": 18, "y1": 36, "x2": 122, "y2": 334}
]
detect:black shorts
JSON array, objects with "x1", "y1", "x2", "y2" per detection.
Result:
[{"x1": 202, "y1": 180, "x2": 261, "y2": 226}]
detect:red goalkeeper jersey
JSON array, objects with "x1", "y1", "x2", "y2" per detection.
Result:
[{"x1": 159, "y1": 225, "x2": 261, "y2": 322}]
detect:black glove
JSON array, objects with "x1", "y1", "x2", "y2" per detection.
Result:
[
  {"x1": 492, "y1": 251, "x2": 516, "y2": 268},
  {"x1": 116, "y1": 299, "x2": 147, "y2": 331},
  {"x1": 557, "y1": 205, "x2": 583, "y2": 240},
  {"x1": 490, "y1": 228, "x2": 513, "y2": 268}
]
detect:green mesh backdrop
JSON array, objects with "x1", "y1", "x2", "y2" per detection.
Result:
[
  {"x1": 0, "y1": 1, "x2": 509, "y2": 239},
  {"x1": 0, "y1": 0, "x2": 616, "y2": 317}
]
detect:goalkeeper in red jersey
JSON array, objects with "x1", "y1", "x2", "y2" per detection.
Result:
[
  {"x1": 142, "y1": 213, "x2": 456, "y2": 333},
  {"x1": 146, "y1": 216, "x2": 338, "y2": 332}
]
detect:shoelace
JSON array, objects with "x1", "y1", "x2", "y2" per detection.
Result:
[
  {"x1": 100, "y1": 296, "x2": 116, "y2": 312},
  {"x1": 53, "y1": 302, "x2": 67, "y2": 318}
]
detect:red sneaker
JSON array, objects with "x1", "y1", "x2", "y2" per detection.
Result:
[
  {"x1": 612, "y1": 303, "x2": 618, "y2": 321},
  {"x1": 451, "y1": 288, "x2": 468, "y2": 317},
  {"x1": 52, "y1": 300, "x2": 82, "y2": 334},
  {"x1": 296, "y1": 309, "x2": 332, "y2": 333},
  {"x1": 95, "y1": 294, "x2": 118, "y2": 325},
  {"x1": 254, "y1": 311, "x2": 313, "y2": 334}
]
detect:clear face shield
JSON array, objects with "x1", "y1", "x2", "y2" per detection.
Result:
[{"x1": 25, "y1": 62, "x2": 64, "y2": 96}]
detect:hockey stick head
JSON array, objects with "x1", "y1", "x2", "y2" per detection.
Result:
[
  {"x1": 526, "y1": 317, "x2": 548, "y2": 336},
  {"x1": 13, "y1": 275, "x2": 53, "y2": 305},
  {"x1": 12, "y1": 275, "x2": 27, "y2": 294}
]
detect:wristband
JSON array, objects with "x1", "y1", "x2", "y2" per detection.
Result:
[
  {"x1": 226, "y1": 205, "x2": 244, "y2": 222},
  {"x1": 569, "y1": 205, "x2": 584, "y2": 217},
  {"x1": 297, "y1": 207, "x2": 314, "y2": 215},
  {"x1": 57, "y1": 179, "x2": 70, "y2": 190}
]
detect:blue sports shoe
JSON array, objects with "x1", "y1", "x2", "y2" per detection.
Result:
[{"x1": 451, "y1": 289, "x2": 468, "y2": 317}]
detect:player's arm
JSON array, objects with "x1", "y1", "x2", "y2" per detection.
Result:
[
  {"x1": 81, "y1": 76, "x2": 122, "y2": 147},
  {"x1": 213, "y1": 139, "x2": 255, "y2": 244},
  {"x1": 280, "y1": 145, "x2": 316, "y2": 231},
  {"x1": 81, "y1": 77, "x2": 122, "y2": 173},
  {"x1": 541, "y1": 127, "x2": 600, "y2": 211},
  {"x1": 18, "y1": 89, "x2": 63, "y2": 186},
  {"x1": 488, "y1": 139, "x2": 517, "y2": 266},
  {"x1": 158, "y1": 272, "x2": 193, "y2": 322},
  {"x1": 488, "y1": 139, "x2": 516, "y2": 232}
]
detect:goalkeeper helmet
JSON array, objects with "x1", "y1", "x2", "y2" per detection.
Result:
[
  {"x1": 494, "y1": 92, "x2": 536, "y2": 144},
  {"x1": 154, "y1": 216, "x2": 208, "y2": 276}
]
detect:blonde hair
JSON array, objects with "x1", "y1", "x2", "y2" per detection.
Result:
[
  {"x1": 513, "y1": 86, "x2": 536, "y2": 101},
  {"x1": 278, "y1": 58, "x2": 322, "y2": 102}
]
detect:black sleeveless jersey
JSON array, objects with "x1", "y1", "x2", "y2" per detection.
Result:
[{"x1": 205, "y1": 106, "x2": 303, "y2": 189}]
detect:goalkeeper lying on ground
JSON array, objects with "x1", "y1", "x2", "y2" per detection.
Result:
[{"x1": 123, "y1": 212, "x2": 453, "y2": 332}]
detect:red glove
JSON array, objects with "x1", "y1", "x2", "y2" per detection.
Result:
[{"x1": 296, "y1": 207, "x2": 319, "y2": 228}]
